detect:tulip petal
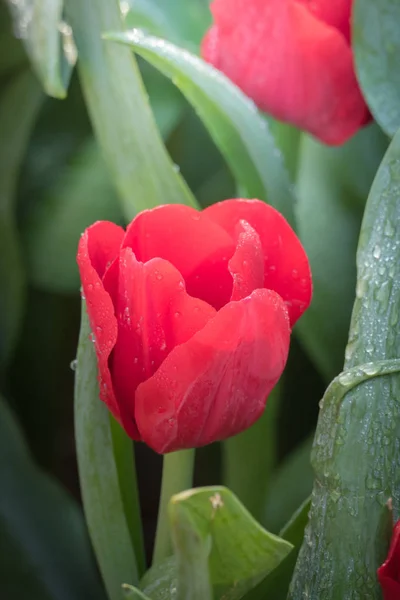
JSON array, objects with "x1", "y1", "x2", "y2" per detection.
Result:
[
  {"x1": 122, "y1": 204, "x2": 235, "y2": 309},
  {"x1": 76, "y1": 222, "x2": 127, "y2": 429},
  {"x1": 295, "y1": 0, "x2": 351, "y2": 40},
  {"x1": 378, "y1": 521, "x2": 400, "y2": 600},
  {"x1": 204, "y1": 199, "x2": 312, "y2": 325},
  {"x1": 203, "y1": 0, "x2": 369, "y2": 145},
  {"x1": 109, "y1": 247, "x2": 217, "y2": 434},
  {"x1": 135, "y1": 288, "x2": 290, "y2": 453},
  {"x1": 228, "y1": 220, "x2": 264, "y2": 301}
]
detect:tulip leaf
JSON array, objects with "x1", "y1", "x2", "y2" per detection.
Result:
[
  {"x1": 289, "y1": 128, "x2": 400, "y2": 598},
  {"x1": 139, "y1": 488, "x2": 293, "y2": 600},
  {"x1": 244, "y1": 497, "x2": 311, "y2": 600},
  {"x1": 6, "y1": 0, "x2": 75, "y2": 98},
  {"x1": 0, "y1": 70, "x2": 42, "y2": 372},
  {"x1": 106, "y1": 29, "x2": 296, "y2": 228},
  {"x1": 170, "y1": 487, "x2": 293, "y2": 600},
  {"x1": 353, "y1": 0, "x2": 400, "y2": 136},
  {"x1": 75, "y1": 303, "x2": 144, "y2": 600},
  {"x1": 295, "y1": 125, "x2": 387, "y2": 381},
  {"x1": 64, "y1": 0, "x2": 197, "y2": 221},
  {"x1": 123, "y1": 0, "x2": 211, "y2": 52},
  {"x1": 23, "y1": 64, "x2": 184, "y2": 295},
  {"x1": 0, "y1": 395, "x2": 106, "y2": 600}
]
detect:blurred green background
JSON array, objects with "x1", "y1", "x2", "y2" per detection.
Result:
[{"x1": 0, "y1": 1, "x2": 390, "y2": 597}]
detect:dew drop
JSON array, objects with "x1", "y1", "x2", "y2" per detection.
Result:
[
  {"x1": 338, "y1": 371, "x2": 354, "y2": 386},
  {"x1": 373, "y1": 245, "x2": 381, "y2": 260},
  {"x1": 362, "y1": 363, "x2": 380, "y2": 376},
  {"x1": 70, "y1": 359, "x2": 77, "y2": 371},
  {"x1": 384, "y1": 220, "x2": 395, "y2": 237}
]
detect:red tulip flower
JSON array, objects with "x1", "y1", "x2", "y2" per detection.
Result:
[
  {"x1": 378, "y1": 520, "x2": 400, "y2": 599},
  {"x1": 77, "y1": 200, "x2": 311, "y2": 453},
  {"x1": 201, "y1": 0, "x2": 370, "y2": 145}
]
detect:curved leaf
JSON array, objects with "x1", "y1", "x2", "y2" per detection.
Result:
[
  {"x1": 289, "y1": 127, "x2": 400, "y2": 599},
  {"x1": 64, "y1": 0, "x2": 197, "y2": 221},
  {"x1": 295, "y1": 125, "x2": 387, "y2": 381},
  {"x1": 106, "y1": 29, "x2": 296, "y2": 227},
  {"x1": 123, "y1": 0, "x2": 211, "y2": 52},
  {"x1": 353, "y1": 0, "x2": 400, "y2": 136},
  {"x1": 6, "y1": 0, "x2": 75, "y2": 98},
  {"x1": 0, "y1": 70, "x2": 42, "y2": 371},
  {"x1": 0, "y1": 396, "x2": 105, "y2": 600},
  {"x1": 140, "y1": 487, "x2": 293, "y2": 600},
  {"x1": 75, "y1": 303, "x2": 143, "y2": 599}
]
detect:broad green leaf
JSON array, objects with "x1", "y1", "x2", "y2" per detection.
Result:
[
  {"x1": 0, "y1": 395, "x2": 105, "y2": 600},
  {"x1": 289, "y1": 128, "x2": 400, "y2": 599},
  {"x1": 140, "y1": 557, "x2": 177, "y2": 600},
  {"x1": 75, "y1": 303, "x2": 143, "y2": 599},
  {"x1": 23, "y1": 63, "x2": 184, "y2": 295},
  {"x1": 353, "y1": 0, "x2": 400, "y2": 136},
  {"x1": 244, "y1": 498, "x2": 311, "y2": 600},
  {"x1": 264, "y1": 435, "x2": 313, "y2": 534},
  {"x1": 124, "y1": 0, "x2": 211, "y2": 52},
  {"x1": 171, "y1": 487, "x2": 293, "y2": 600},
  {"x1": 295, "y1": 125, "x2": 387, "y2": 381},
  {"x1": 139, "y1": 488, "x2": 293, "y2": 600},
  {"x1": 141, "y1": 61, "x2": 186, "y2": 139},
  {"x1": 106, "y1": 29, "x2": 296, "y2": 228},
  {"x1": 0, "y1": 70, "x2": 42, "y2": 371},
  {"x1": 6, "y1": 0, "x2": 75, "y2": 98},
  {"x1": 223, "y1": 382, "x2": 281, "y2": 521},
  {"x1": 64, "y1": 0, "x2": 197, "y2": 221}
]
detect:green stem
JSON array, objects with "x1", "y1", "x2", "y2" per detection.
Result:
[{"x1": 153, "y1": 449, "x2": 195, "y2": 565}]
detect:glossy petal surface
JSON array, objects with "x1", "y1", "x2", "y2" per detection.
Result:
[
  {"x1": 77, "y1": 222, "x2": 124, "y2": 425},
  {"x1": 228, "y1": 220, "x2": 264, "y2": 301},
  {"x1": 378, "y1": 521, "x2": 400, "y2": 600},
  {"x1": 205, "y1": 199, "x2": 312, "y2": 325},
  {"x1": 109, "y1": 248, "x2": 216, "y2": 434},
  {"x1": 202, "y1": 0, "x2": 369, "y2": 145},
  {"x1": 135, "y1": 289, "x2": 290, "y2": 453},
  {"x1": 122, "y1": 204, "x2": 235, "y2": 309}
]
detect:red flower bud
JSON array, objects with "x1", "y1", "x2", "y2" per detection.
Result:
[
  {"x1": 77, "y1": 200, "x2": 311, "y2": 453},
  {"x1": 378, "y1": 520, "x2": 400, "y2": 600},
  {"x1": 201, "y1": 0, "x2": 370, "y2": 145}
]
